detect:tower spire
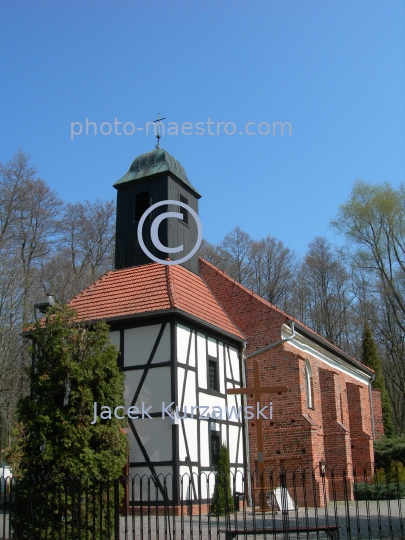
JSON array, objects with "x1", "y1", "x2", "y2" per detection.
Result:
[{"x1": 153, "y1": 113, "x2": 166, "y2": 149}]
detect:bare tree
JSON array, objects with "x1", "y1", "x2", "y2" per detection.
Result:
[
  {"x1": 217, "y1": 226, "x2": 253, "y2": 285},
  {"x1": 199, "y1": 239, "x2": 225, "y2": 269},
  {"x1": 0, "y1": 150, "x2": 63, "y2": 450},
  {"x1": 0, "y1": 149, "x2": 36, "y2": 247},
  {"x1": 14, "y1": 177, "x2": 62, "y2": 322},
  {"x1": 253, "y1": 236, "x2": 297, "y2": 309},
  {"x1": 40, "y1": 199, "x2": 115, "y2": 303},
  {"x1": 0, "y1": 254, "x2": 25, "y2": 457},
  {"x1": 291, "y1": 237, "x2": 353, "y2": 348},
  {"x1": 0, "y1": 151, "x2": 118, "y2": 453}
]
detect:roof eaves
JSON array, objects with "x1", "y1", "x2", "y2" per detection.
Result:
[
  {"x1": 292, "y1": 322, "x2": 374, "y2": 377},
  {"x1": 103, "y1": 308, "x2": 246, "y2": 342},
  {"x1": 175, "y1": 309, "x2": 245, "y2": 343}
]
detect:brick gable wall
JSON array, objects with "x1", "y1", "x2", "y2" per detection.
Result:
[{"x1": 200, "y1": 259, "x2": 377, "y2": 480}]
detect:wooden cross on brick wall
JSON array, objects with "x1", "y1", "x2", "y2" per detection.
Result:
[{"x1": 227, "y1": 359, "x2": 288, "y2": 475}]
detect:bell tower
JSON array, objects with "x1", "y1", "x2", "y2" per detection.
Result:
[{"x1": 114, "y1": 148, "x2": 202, "y2": 274}]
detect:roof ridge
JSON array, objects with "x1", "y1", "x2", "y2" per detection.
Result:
[{"x1": 166, "y1": 264, "x2": 178, "y2": 308}]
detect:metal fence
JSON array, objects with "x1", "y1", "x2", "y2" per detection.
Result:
[{"x1": 1, "y1": 462, "x2": 405, "y2": 539}]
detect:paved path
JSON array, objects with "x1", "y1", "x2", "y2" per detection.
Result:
[
  {"x1": 117, "y1": 500, "x2": 405, "y2": 540},
  {"x1": 1, "y1": 500, "x2": 404, "y2": 539}
]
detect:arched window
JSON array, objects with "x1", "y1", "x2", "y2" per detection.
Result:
[{"x1": 305, "y1": 360, "x2": 313, "y2": 409}]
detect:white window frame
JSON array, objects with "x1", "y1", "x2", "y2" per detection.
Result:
[{"x1": 305, "y1": 360, "x2": 313, "y2": 409}]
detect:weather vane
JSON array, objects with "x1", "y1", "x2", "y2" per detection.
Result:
[{"x1": 153, "y1": 113, "x2": 166, "y2": 149}]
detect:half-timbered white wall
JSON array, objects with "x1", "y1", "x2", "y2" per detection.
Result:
[
  {"x1": 109, "y1": 319, "x2": 244, "y2": 503},
  {"x1": 176, "y1": 323, "x2": 245, "y2": 498}
]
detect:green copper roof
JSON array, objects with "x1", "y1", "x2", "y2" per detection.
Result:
[{"x1": 114, "y1": 148, "x2": 201, "y2": 196}]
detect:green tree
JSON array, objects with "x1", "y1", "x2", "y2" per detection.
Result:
[
  {"x1": 6, "y1": 304, "x2": 128, "y2": 538},
  {"x1": 374, "y1": 435, "x2": 405, "y2": 465},
  {"x1": 332, "y1": 180, "x2": 405, "y2": 433},
  {"x1": 210, "y1": 444, "x2": 233, "y2": 516},
  {"x1": 362, "y1": 322, "x2": 395, "y2": 437}
]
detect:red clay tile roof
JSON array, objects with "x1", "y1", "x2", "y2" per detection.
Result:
[
  {"x1": 199, "y1": 258, "x2": 373, "y2": 375},
  {"x1": 68, "y1": 263, "x2": 245, "y2": 341}
]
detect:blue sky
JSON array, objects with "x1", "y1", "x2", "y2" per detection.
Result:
[{"x1": 1, "y1": 1, "x2": 404, "y2": 255}]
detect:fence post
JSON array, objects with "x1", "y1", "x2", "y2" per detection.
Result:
[{"x1": 114, "y1": 478, "x2": 120, "y2": 540}]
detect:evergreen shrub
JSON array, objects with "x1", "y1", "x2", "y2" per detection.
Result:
[{"x1": 210, "y1": 444, "x2": 233, "y2": 516}]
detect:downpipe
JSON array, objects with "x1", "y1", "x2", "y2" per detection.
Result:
[{"x1": 244, "y1": 321, "x2": 296, "y2": 360}]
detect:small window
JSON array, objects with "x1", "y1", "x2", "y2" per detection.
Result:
[
  {"x1": 179, "y1": 194, "x2": 189, "y2": 225},
  {"x1": 305, "y1": 360, "x2": 313, "y2": 409},
  {"x1": 210, "y1": 432, "x2": 220, "y2": 468},
  {"x1": 135, "y1": 191, "x2": 150, "y2": 221},
  {"x1": 208, "y1": 359, "x2": 218, "y2": 391}
]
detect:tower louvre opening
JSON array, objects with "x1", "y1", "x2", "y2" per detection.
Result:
[
  {"x1": 180, "y1": 194, "x2": 189, "y2": 225},
  {"x1": 135, "y1": 191, "x2": 150, "y2": 221}
]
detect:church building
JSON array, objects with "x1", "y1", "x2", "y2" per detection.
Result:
[{"x1": 68, "y1": 147, "x2": 383, "y2": 508}]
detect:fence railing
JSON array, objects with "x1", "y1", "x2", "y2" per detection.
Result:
[{"x1": 1, "y1": 462, "x2": 405, "y2": 539}]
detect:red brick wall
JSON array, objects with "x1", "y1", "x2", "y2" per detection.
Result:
[
  {"x1": 372, "y1": 388, "x2": 384, "y2": 439},
  {"x1": 346, "y1": 383, "x2": 374, "y2": 467},
  {"x1": 200, "y1": 259, "x2": 375, "y2": 477},
  {"x1": 318, "y1": 369, "x2": 351, "y2": 468}
]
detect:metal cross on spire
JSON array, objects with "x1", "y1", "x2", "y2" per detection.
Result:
[{"x1": 153, "y1": 113, "x2": 166, "y2": 149}]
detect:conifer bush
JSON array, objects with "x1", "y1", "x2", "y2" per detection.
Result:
[
  {"x1": 362, "y1": 323, "x2": 395, "y2": 437},
  {"x1": 210, "y1": 443, "x2": 233, "y2": 516},
  {"x1": 6, "y1": 305, "x2": 128, "y2": 539},
  {"x1": 374, "y1": 436, "x2": 405, "y2": 465}
]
